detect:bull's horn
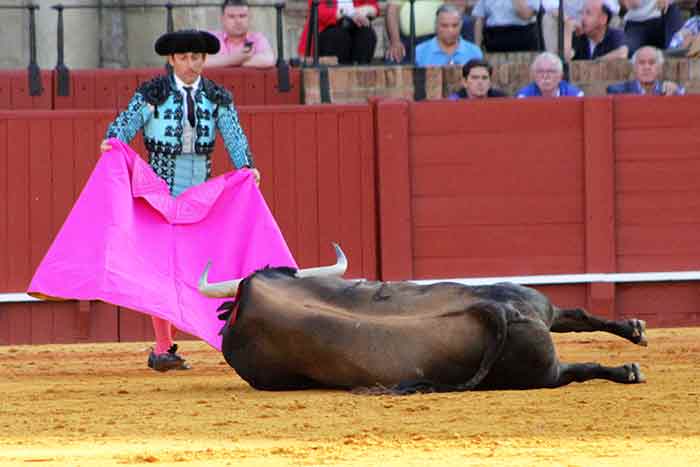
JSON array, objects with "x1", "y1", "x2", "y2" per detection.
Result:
[
  {"x1": 198, "y1": 262, "x2": 243, "y2": 298},
  {"x1": 296, "y1": 243, "x2": 348, "y2": 278}
]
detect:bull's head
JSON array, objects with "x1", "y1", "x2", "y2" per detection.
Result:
[{"x1": 198, "y1": 242, "x2": 348, "y2": 298}]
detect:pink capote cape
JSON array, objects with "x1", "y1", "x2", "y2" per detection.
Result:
[{"x1": 28, "y1": 139, "x2": 297, "y2": 350}]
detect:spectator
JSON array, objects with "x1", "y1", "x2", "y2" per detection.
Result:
[
  {"x1": 206, "y1": 0, "x2": 275, "y2": 68},
  {"x1": 297, "y1": 0, "x2": 379, "y2": 64},
  {"x1": 385, "y1": 0, "x2": 476, "y2": 63},
  {"x1": 449, "y1": 59, "x2": 507, "y2": 98},
  {"x1": 516, "y1": 52, "x2": 585, "y2": 97},
  {"x1": 567, "y1": 0, "x2": 628, "y2": 60},
  {"x1": 541, "y1": 0, "x2": 586, "y2": 53},
  {"x1": 606, "y1": 45, "x2": 684, "y2": 94},
  {"x1": 620, "y1": 0, "x2": 683, "y2": 55},
  {"x1": 416, "y1": 4, "x2": 483, "y2": 66},
  {"x1": 472, "y1": 0, "x2": 542, "y2": 52},
  {"x1": 102, "y1": 30, "x2": 260, "y2": 372},
  {"x1": 668, "y1": 15, "x2": 700, "y2": 55}
]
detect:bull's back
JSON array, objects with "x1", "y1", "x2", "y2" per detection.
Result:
[{"x1": 223, "y1": 276, "x2": 493, "y2": 389}]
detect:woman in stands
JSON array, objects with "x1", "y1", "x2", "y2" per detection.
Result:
[{"x1": 297, "y1": 0, "x2": 379, "y2": 64}]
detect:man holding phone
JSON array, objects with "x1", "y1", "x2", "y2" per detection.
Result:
[{"x1": 206, "y1": 0, "x2": 275, "y2": 67}]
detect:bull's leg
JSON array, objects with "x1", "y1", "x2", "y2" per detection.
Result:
[
  {"x1": 548, "y1": 362, "x2": 646, "y2": 388},
  {"x1": 550, "y1": 308, "x2": 647, "y2": 346}
]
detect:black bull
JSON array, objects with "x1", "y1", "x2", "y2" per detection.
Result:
[{"x1": 208, "y1": 271, "x2": 647, "y2": 394}]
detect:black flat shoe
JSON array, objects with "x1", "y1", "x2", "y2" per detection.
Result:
[{"x1": 147, "y1": 344, "x2": 192, "y2": 372}]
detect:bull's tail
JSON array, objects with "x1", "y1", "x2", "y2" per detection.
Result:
[
  {"x1": 452, "y1": 301, "x2": 510, "y2": 391},
  {"x1": 367, "y1": 301, "x2": 510, "y2": 396}
]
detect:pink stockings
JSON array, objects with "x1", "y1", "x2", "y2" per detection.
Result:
[{"x1": 151, "y1": 316, "x2": 174, "y2": 354}]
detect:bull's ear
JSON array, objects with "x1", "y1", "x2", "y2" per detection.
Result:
[{"x1": 296, "y1": 242, "x2": 348, "y2": 278}]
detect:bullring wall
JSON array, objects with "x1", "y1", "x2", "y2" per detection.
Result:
[{"x1": 2, "y1": 96, "x2": 700, "y2": 345}]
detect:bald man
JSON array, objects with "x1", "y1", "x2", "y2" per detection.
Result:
[{"x1": 568, "y1": 0, "x2": 628, "y2": 60}]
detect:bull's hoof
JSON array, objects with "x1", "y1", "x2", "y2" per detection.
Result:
[
  {"x1": 625, "y1": 363, "x2": 646, "y2": 384},
  {"x1": 629, "y1": 319, "x2": 648, "y2": 347}
]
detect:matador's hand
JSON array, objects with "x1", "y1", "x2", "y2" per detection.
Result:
[
  {"x1": 249, "y1": 168, "x2": 261, "y2": 186},
  {"x1": 100, "y1": 139, "x2": 112, "y2": 153}
]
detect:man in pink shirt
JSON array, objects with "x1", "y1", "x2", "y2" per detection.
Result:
[{"x1": 206, "y1": 0, "x2": 275, "y2": 68}]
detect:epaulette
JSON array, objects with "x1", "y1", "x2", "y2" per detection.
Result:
[
  {"x1": 202, "y1": 77, "x2": 233, "y2": 106},
  {"x1": 137, "y1": 75, "x2": 172, "y2": 106}
]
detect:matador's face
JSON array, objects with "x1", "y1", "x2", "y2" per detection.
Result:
[{"x1": 168, "y1": 52, "x2": 207, "y2": 85}]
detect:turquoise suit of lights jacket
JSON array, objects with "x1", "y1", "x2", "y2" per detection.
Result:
[{"x1": 105, "y1": 72, "x2": 253, "y2": 194}]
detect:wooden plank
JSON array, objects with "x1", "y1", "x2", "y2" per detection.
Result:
[
  {"x1": 337, "y1": 111, "x2": 363, "y2": 278},
  {"x1": 412, "y1": 161, "x2": 583, "y2": 197},
  {"x1": 0, "y1": 74, "x2": 10, "y2": 109},
  {"x1": 617, "y1": 192, "x2": 700, "y2": 225},
  {"x1": 410, "y1": 98, "x2": 582, "y2": 136},
  {"x1": 413, "y1": 255, "x2": 585, "y2": 278},
  {"x1": 53, "y1": 302, "x2": 82, "y2": 343},
  {"x1": 51, "y1": 119, "x2": 75, "y2": 240},
  {"x1": 414, "y1": 194, "x2": 583, "y2": 226},
  {"x1": 583, "y1": 97, "x2": 615, "y2": 273},
  {"x1": 9, "y1": 71, "x2": 33, "y2": 109},
  {"x1": 10, "y1": 70, "x2": 52, "y2": 109},
  {"x1": 616, "y1": 159, "x2": 700, "y2": 193},
  {"x1": 617, "y1": 283, "x2": 700, "y2": 327},
  {"x1": 615, "y1": 128, "x2": 700, "y2": 160},
  {"x1": 617, "y1": 255, "x2": 700, "y2": 272},
  {"x1": 30, "y1": 302, "x2": 54, "y2": 344},
  {"x1": 292, "y1": 112, "x2": 320, "y2": 269},
  {"x1": 6, "y1": 119, "x2": 30, "y2": 291},
  {"x1": 73, "y1": 118, "x2": 99, "y2": 199},
  {"x1": 94, "y1": 71, "x2": 119, "y2": 109},
  {"x1": 272, "y1": 112, "x2": 298, "y2": 256},
  {"x1": 375, "y1": 100, "x2": 412, "y2": 280},
  {"x1": 0, "y1": 119, "x2": 7, "y2": 291},
  {"x1": 7, "y1": 304, "x2": 31, "y2": 345},
  {"x1": 412, "y1": 131, "x2": 584, "y2": 167},
  {"x1": 246, "y1": 111, "x2": 275, "y2": 210},
  {"x1": 358, "y1": 105, "x2": 378, "y2": 280},
  {"x1": 118, "y1": 307, "x2": 154, "y2": 343},
  {"x1": 316, "y1": 110, "x2": 342, "y2": 270},
  {"x1": 614, "y1": 94, "x2": 700, "y2": 130},
  {"x1": 0, "y1": 305, "x2": 9, "y2": 344},
  {"x1": 264, "y1": 68, "x2": 301, "y2": 105},
  {"x1": 28, "y1": 119, "x2": 53, "y2": 276},
  {"x1": 533, "y1": 284, "x2": 588, "y2": 311},
  {"x1": 413, "y1": 224, "x2": 584, "y2": 259},
  {"x1": 115, "y1": 73, "x2": 139, "y2": 109},
  {"x1": 91, "y1": 301, "x2": 120, "y2": 342},
  {"x1": 618, "y1": 224, "x2": 700, "y2": 256},
  {"x1": 74, "y1": 71, "x2": 97, "y2": 109}
]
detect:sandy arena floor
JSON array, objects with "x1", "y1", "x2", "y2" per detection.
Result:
[{"x1": 1, "y1": 327, "x2": 699, "y2": 467}]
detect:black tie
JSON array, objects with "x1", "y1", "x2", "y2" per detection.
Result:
[{"x1": 183, "y1": 86, "x2": 196, "y2": 128}]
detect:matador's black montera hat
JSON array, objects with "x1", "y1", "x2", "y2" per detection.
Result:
[{"x1": 154, "y1": 29, "x2": 220, "y2": 56}]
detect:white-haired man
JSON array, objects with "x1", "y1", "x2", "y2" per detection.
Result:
[
  {"x1": 606, "y1": 46, "x2": 684, "y2": 95},
  {"x1": 516, "y1": 52, "x2": 584, "y2": 97}
]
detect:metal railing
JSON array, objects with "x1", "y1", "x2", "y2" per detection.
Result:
[
  {"x1": 0, "y1": 3, "x2": 42, "y2": 95},
  {"x1": 1, "y1": 1, "x2": 290, "y2": 97}
]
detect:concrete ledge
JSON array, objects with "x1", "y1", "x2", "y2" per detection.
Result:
[{"x1": 301, "y1": 56, "x2": 700, "y2": 103}]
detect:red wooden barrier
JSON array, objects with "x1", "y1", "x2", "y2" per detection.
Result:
[
  {"x1": 375, "y1": 96, "x2": 700, "y2": 327},
  {"x1": 3, "y1": 96, "x2": 700, "y2": 345},
  {"x1": 51, "y1": 67, "x2": 300, "y2": 110},
  {"x1": 0, "y1": 104, "x2": 377, "y2": 344},
  {"x1": 0, "y1": 70, "x2": 53, "y2": 110},
  {"x1": 612, "y1": 94, "x2": 700, "y2": 326}
]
